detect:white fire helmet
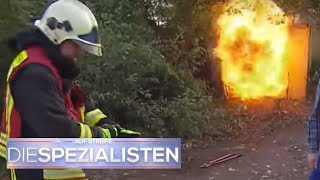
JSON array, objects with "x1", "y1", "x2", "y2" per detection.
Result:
[{"x1": 34, "y1": 0, "x2": 102, "y2": 56}]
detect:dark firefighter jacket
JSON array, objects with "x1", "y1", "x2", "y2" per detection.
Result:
[{"x1": 0, "y1": 29, "x2": 110, "y2": 180}]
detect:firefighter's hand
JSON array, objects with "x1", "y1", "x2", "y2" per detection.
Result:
[
  {"x1": 308, "y1": 153, "x2": 318, "y2": 170},
  {"x1": 99, "y1": 124, "x2": 118, "y2": 138},
  {"x1": 100, "y1": 124, "x2": 140, "y2": 138},
  {"x1": 114, "y1": 124, "x2": 141, "y2": 138}
]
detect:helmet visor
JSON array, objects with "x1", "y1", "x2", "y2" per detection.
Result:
[
  {"x1": 75, "y1": 27, "x2": 102, "y2": 56},
  {"x1": 74, "y1": 40, "x2": 102, "y2": 57}
]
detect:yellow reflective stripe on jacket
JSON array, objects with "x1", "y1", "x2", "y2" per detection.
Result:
[
  {"x1": 3, "y1": 50, "x2": 28, "y2": 150},
  {"x1": 0, "y1": 133, "x2": 8, "y2": 146},
  {"x1": 0, "y1": 51, "x2": 28, "y2": 160},
  {"x1": 84, "y1": 109, "x2": 106, "y2": 126},
  {"x1": 0, "y1": 132, "x2": 8, "y2": 158},
  {"x1": 11, "y1": 169, "x2": 17, "y2": 180},
  {"x1": 0, "y1": 146, "x2": 6, "y2": 159},
  {"x1": 43, "y1": 169, "x2": 87, "y2": 180},
  {"x1": 101, "y1": 128, "x2": 112, "y2": 138},
  {"x1": 5, "y1": 88, "x2": 14, "y2": 137},
  {"x1": 1, "y1": 88, "x2": 14, "y2": 160},
  {"x1": 2, "y1": 85, "x2": 15, "y2": 159},
  {"x1": 79, "y1": 124, "x2": 92, "y2": 138},
  {"x1": 6, "y1": 51, "x2": 28, "y2": 82},
  {"x1": 79, "y1": 106, "x2": 85, "y2": 123}
]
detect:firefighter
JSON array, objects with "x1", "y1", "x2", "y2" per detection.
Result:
[{"x1": 0, "y1": 0, "x2": 140, "y2": 179}]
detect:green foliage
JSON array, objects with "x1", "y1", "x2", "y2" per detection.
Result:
[
  {"x1": 145, "y1": 0, "x2": 219, "y2": 76},
  {"x1": 0, "y1": 0, "x2": 45, "y2": 106},
  {"x1": 77, "y1": 0, "x2": 225, "y2": 138},
  {"x1": 0, "y1": 0, "x2": 239, "y2": 139}
]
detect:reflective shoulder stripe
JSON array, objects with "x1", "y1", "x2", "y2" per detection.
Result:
[
  {"x1": 79, "y1": 124, "x2": 92, "y2": 138},
  {"x1": 43, "y1": 168, "x2": 87, "y2": 180},
  {"x1": 4, "y1": 50, "x2": 28, "y2": 145},
  {"x1": 6, "y1": 50, "x2": 28, "y2": 82},
  {"x1": 84, "y1": 109, "x2": 107, "y2": 126}
]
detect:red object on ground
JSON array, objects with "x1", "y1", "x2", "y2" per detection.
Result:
[{"x1": 200, "y1": 153, "x2": 242, "y2": 168}]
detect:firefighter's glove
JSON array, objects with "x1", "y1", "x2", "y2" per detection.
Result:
[
  {"x1": 99, "y1": 124, "x2": 118, "y2": 138},
  {"x1": 114, "y1": 124, "x2": 141, "y2": 138},
  {"x1": 99, "y1": 124, "x2": 140, "y2": 138}
]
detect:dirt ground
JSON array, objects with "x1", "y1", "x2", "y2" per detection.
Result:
[
  {"x1": 86, "y1": 99, "x2": 313, "y2": 180},
  {"x1": 0, "y1": 99, "x2": 313, "y2": 180}
]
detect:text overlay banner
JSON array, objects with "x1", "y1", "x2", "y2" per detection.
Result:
[{"x1": 7, "y1": 138, "x2": 181, "y2": 169}]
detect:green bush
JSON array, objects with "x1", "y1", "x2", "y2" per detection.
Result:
[{"x1": 0, "y1": 0, "x2": 237, "y2": 140}]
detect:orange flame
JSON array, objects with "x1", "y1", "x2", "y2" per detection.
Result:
[{"x1": 215, "y1": 0, "x2": 290, "y2": 100}]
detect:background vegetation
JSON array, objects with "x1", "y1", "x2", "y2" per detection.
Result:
[{"x1": 0, "y1": 0, "x2": 318, "y2": 140}]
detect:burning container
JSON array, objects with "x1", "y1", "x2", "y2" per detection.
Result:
[{"x1": 214, "y1": 0, "x2": 310, "y2": 100}]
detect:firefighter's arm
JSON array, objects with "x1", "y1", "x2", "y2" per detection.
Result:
[
  {"x1": 84, "y1": 109, "x2": 140, "y2": 137},
  {"x1": 84, "y1": 109, "x2": 111, "y2": 126},
  {"x1": 10, "y1": 64, "x2": 118, "y2": 138}
]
